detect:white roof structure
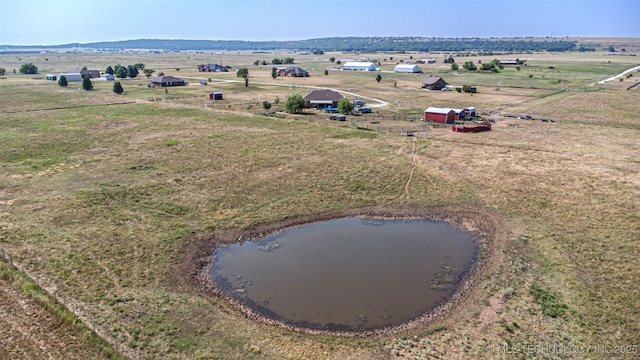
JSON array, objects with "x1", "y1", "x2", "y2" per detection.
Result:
[
  {"x1": 343, "y1": 62, "x2": 379, "y2": 71},
  {"x1": 425, "y1": 107, "x2": 454, "y2": 114},
  {"x1": 394, "y1": 64, "x2": 421, "y2": 73}
]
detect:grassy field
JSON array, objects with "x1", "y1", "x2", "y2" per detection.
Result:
[{"x1": 1, "y1": 44, "x2": 639, "y2": 359}]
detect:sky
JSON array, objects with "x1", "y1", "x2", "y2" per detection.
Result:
[{"x1": 0, "y1": 0, "x2": 638, "y2": 46}]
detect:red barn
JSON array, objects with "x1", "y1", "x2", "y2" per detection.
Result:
[{"x1": 425, "y1": 107, "x2": 455, "y2": 124}]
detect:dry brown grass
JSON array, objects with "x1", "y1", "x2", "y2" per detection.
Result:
[{"x1": 0, "y1": 44, "x2": 639, "y2": 359}]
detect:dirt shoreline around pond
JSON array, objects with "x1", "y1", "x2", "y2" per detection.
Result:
[{"x1": 179, "y1": 204, "x2": 508, "y2": 337}]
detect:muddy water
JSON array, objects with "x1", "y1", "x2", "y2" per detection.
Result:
[{"x1": 210, "y1": 217, "x2": 478, "y2": 331}]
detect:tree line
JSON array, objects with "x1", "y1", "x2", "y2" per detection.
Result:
[{"x1": 47, "y1": 37, "x2": 578, "y2": 53}]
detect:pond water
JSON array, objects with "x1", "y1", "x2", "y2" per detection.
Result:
[{"x1": 210, "y1": 217, "x2": 478, "y2": 332}]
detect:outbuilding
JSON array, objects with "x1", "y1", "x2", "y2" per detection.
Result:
[
  {"x1": 209, "y1": 92, "x2": 223, "y2": 100},
  {"x1": 424, "y1": 107, "x2": 455, "y2": 124},
  {"x1": 101, "y1": 74, "x2": 115, "y2": 81},
  {"x1": 58, "y1": 73, "x2": 83, "y2": 82},
  {"x1": 46, "y1": 74, "x2": 57, "y2": 81},
  {"x1": 342, "y1": 62, "x2": 379, "y2": 71},
  {"x1": 394, "y1": 64, "x2": 421, "y2": 73}
]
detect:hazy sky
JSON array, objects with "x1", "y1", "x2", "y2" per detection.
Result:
[{"x1": 1, "y1": 0, "x2": 638, "y2": 45}]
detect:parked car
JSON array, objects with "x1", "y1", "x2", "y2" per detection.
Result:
[
  {"x1": 200, "y1": 80, "x2": 207, "y2": 85},
  {"x1": 441, "y1": 87, "x2": 451, "y2": 91},
  {"x1": 351, "y1": 99, "x2": 365, "y2": 106},
  {"x1": 330, "y1": 114, "x2": 346, "y2": 121},
  {"x1": 360, "y1": 107, "x2": 372, "y2": 113}
]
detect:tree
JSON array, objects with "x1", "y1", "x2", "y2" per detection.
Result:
[
  {"x1": 271, "y1": 67, "x2": 277, "y2": 79},
  {"x1": 236, "y1": 67, "x2": 249, "y2": 87},
  {"x1": 254, "y1": 60, "x2": 260, "y2": 66},
  {"x1": 329, "y1": 57, "x2": 335, "y2": 63},
  {"x1": 463, "y1": 61, "x2": 477, "y2": 71},
  {"x1": 262, "y1": 100, "x2": 272, "y2": 110},
  {"x1": 115, "y1": 66, "x2": 127, "y2": 79},
  {"x1": 19, "y1": 63, "x2": 38, "y2": 74},
  {"x1": 143, "y1": 69, "x2": 155, "y2": 78},
  {"x1": 113, "y1": 81, "x2": 124, "y2": 94},
  {"x1": 127, "y1": 65, "x2": 139, "y2": 78},
  {"x1": 105, "y1": 66, "x2": 114, "y2": 75},
  {"x1": 337, "y1": 98, "x2": 354, "y2": 114},
  {"x1": 375, "y1": 74, "x2": 382, "y2": 83},
  {"x1": 608, "y1": 45, "x2": 615, "y2": 52},
  {"x1": 82, "y1": 77, "x2": 93, "y2": 90},
  {"x1": 324, "y1": 70, "x2": 329, "y2": 76},
  {"x1": 284, "y1": 94, "x2": 305, "y2": 113},
  {"x1": 451, "y1": 63, "x2": 459, "y2": 71},
  {"x1": 0, "y1": 67, "x2": 5, "y2": 76},
  {"x1": 133, "y1": 63, "x2": 145, "y2": 70},
  {"x1": 58, "y1": 75, "x2": 68, "y2": 87}
]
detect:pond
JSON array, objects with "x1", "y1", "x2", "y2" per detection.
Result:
[{"x1": 210, "y1": 217, "x2": 478, "y2": 332}]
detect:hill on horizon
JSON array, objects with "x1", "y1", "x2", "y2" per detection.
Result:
[{"x1": 0, "y1": 37, "x2": 586, "y2": 53}]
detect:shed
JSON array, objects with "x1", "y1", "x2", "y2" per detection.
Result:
[
  {"x1": 451, "y1": 109, "x2": 467, "y2": 121},
  {"x1": 425, "y1": 107, "x2": 455, "y2": 124},
  {"x1": 422, "y1": 77, "x2": 448, "y2": 90},
  {"x1": 46, "y1": 74, "x2": 57, "y2": 81},
  {"x1": 342, "y1": 62, "x2": 379, "y2": 71},
  {"x1": 209, "y1": 92, "x2": 223, "y2": 100},
  {"x1": 394, "y1": 64, "x2": 421, "y2": 73},
  {"x1": 303, "y1": 89, "x2": 344, "y2": 109},
  {"x1": 58, "y1": 73, "x2": 83, "y2": 82},
  {"x1": 101, "y1": 74, "x2": 115, "y2": 81}
]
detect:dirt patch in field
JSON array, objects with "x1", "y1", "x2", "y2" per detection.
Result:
[{"x1": 178, "y1": 204, "x2": 508, "y2": 337}]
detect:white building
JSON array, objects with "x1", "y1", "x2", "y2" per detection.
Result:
[
  {"x1": 394, "y1": 64, "x2": 421, "y2": 73},
  {"x1": 342, "y1": 62, "x2": 379, "y2": 71}
]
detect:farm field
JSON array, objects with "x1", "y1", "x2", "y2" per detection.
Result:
[{"x1": 1, "y1": 44, "x2": 639, "y2": 359}]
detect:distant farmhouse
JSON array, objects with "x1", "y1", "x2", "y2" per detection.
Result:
[
  {"x1": 198, "y1": 64, "x2": 228, "y2": 72},
  {"x1": 342, "y1": 62, "x2": 379, "y2": 71},
  {"x1": 150, "y1": 75, "x2": 186, "y2": 87},
  {"x1": 276, "y1": 66, "x2": 309, "y2": 77},
  {"x1": 422, "y1": 76, "x2": 448, "y2": 90},
  {"x1": 394, "y1": 64, "x2": 421, "y2": 73},
  {"x1": 303, "y1": 89, "x2": 343, "y2": 109},
  {"x1": 71, "y1": 68, "x2": 101, "y2": 79}
]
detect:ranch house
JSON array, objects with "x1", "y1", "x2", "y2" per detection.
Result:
[
  {"x1": 422, "y1": 77, "x2": 448, "y2": 90},
  {"x1": 303, "y1": 89, "x2": 344, "y2": 109},
  {"x1": 276, "y1": 67, "x2": 309, "y2": 77},
  {"x1": 199, "y1": 64, "x2": 228, "y2": 72},
  {"x1": 150, "y1": 75, "x2": 186, "y2": 87}
]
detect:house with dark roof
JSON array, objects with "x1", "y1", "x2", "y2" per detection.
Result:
[
  {"x1": 422, "y1": 77, "x2": 448, "y2": 90},
  {"x1": 71, "y1": 68, "x2": 101, "y2": 79},
  {"x1": 150, "y1": 75, "x2": 186, "y2": 87},
  {"x1": 276, "y1": 67, "x2": 309, "y2": 77},
  {"x1": 303, "y1": 89, "x2": 343, "y2": 109},
  {"x1": 198, "y1": 64, "x2": 228, "y2": 72}
]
